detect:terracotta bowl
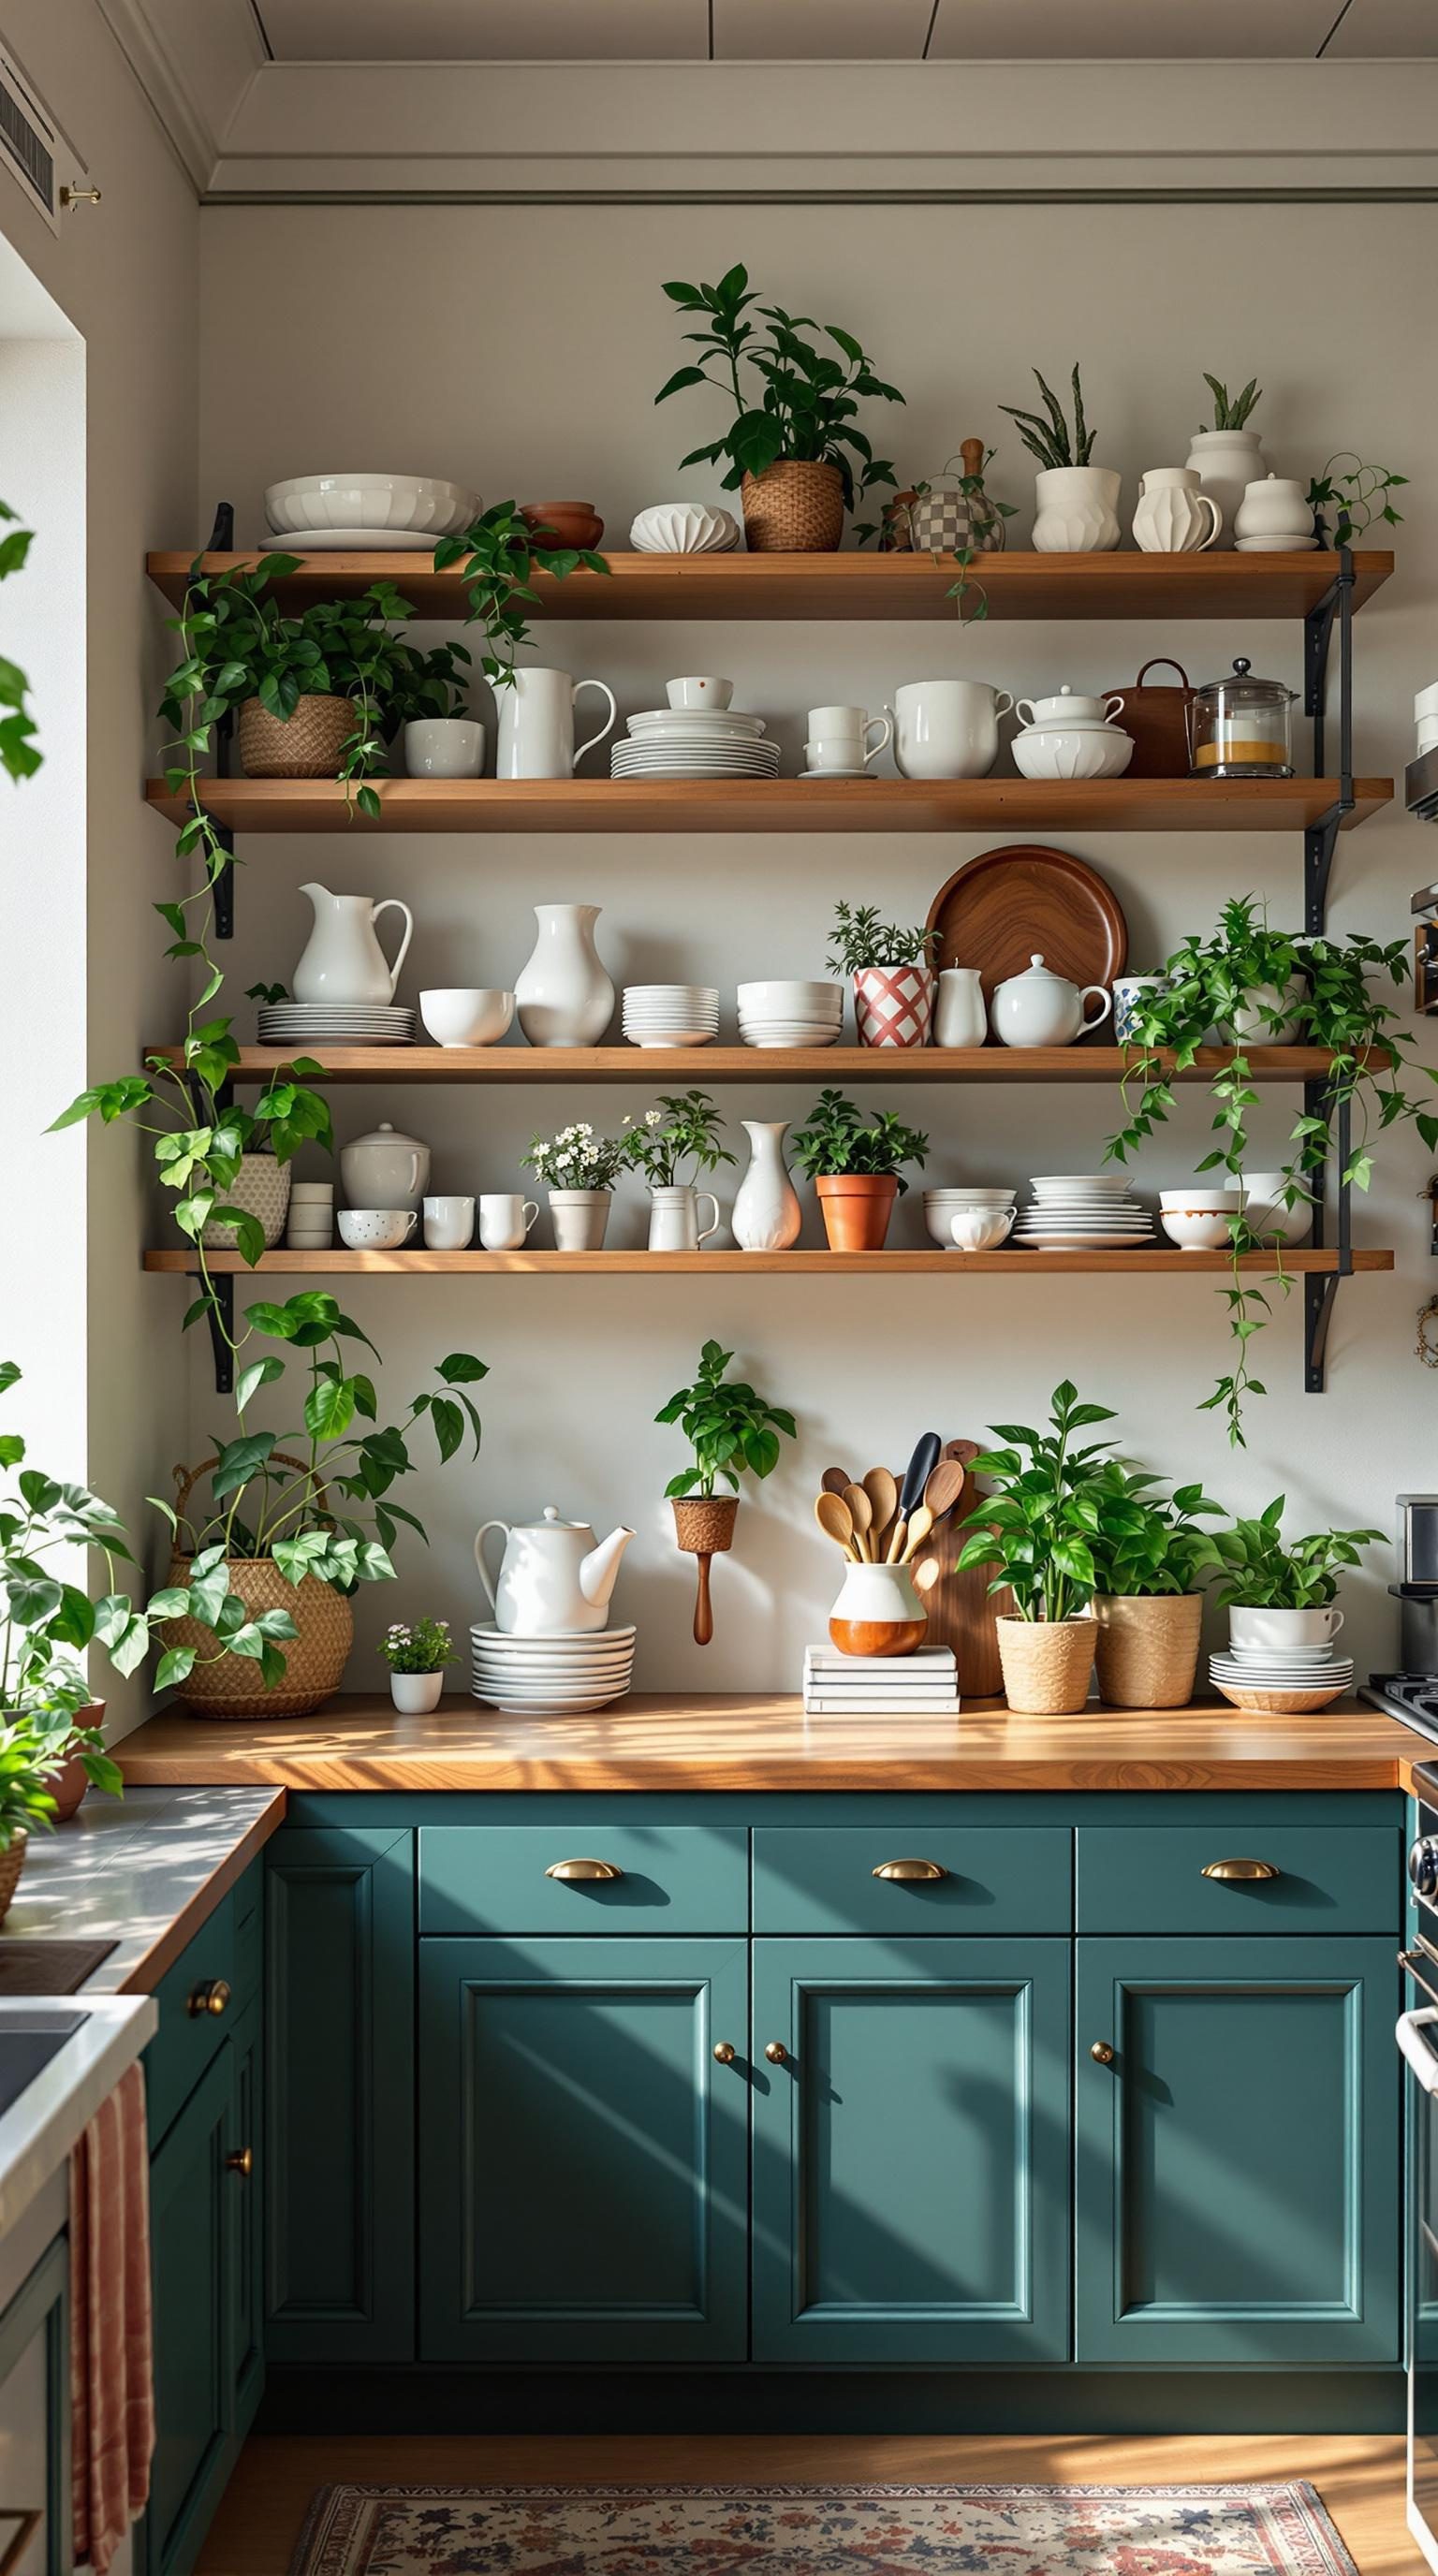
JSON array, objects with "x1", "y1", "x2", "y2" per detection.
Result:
[{"x1": 521, "y1": 501, "x2": 605, "y2": 551}]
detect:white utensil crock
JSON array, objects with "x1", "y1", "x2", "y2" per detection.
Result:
[
  {"x1": 887, "y1": 681, "x2": 1015, "y2": 781},
  {"x1": 293, "y1": 884, "x2": 414, "y2": 1005},
  {"x1": 1032, "y1": 466, "x2": 1122, "y2": 553},
  {"x1": 496, "y1": 666, "x2": 617, "y2": 779},
  {"x1": 1132, "y1": 468, "x2": 1222, "y2": 554},
  {"x1": 514, "y1": 903, "x2": 615, "y2": 1046},
  {"x1": 648, "y1": 1186, "x2": 720, "y2": 1252},
  {"x1": 934, "y1": 968, "x2": 988, "y2": 1048},
  {"x1": 731, "y1": 1121, "x2": 801, "y2": 1251}
]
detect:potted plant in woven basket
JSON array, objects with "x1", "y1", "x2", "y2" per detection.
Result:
[
  {"x1": 1087, "y1": 1464, "x2": 1226, "y2": 1708},
  {"x1": 655, "y1": 264, "x2": 903, "y2": 552},
  {"x1": 790, "y1": 1090, "x2": 929, "y2": 1252},
  {"x1": 955, "y1": 1380, "x2": 1117, "y2": 1715},
  {"x1": 828, "y1": 901, "x2": 938, "y2": 1048},
  {"x1": 656, "y1": 1340, "x2": 797, "y2": 1645}
]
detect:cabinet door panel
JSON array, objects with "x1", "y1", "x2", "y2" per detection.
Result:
[
  {"x1": 147, "y1": 2049, "x2": 231, "y2": 2576},
  {"x1": 1076, "y1": 1937, "x2": 1399, "y2": 2364},
  {"x1": 752, "y1": 1937, "x2": 1070, "y2": 2364},
  {"x1": 0, "y1": 2235, "x2": 69, "y2": 2576},
  {"x1": 418, "y1": 1938, "x2": 748, "y2": 2363},
  {"x1": 227, "y1": 1997, "x2": 263, "y2": 2422}
]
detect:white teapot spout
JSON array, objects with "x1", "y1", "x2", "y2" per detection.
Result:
[{"x1": 580, "y1": 1526, "x2": 635, "y2": 1609}]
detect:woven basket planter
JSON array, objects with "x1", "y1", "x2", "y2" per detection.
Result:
[
  {"x1": 671, "y1": 1495, "x2": 739, "y2": 1557},
  {"x1": 996, "y1": 1616, "x2": 1096, "y2": 1716},
  {"x1": 238, "y1": 693, "x2": 356, "y2": 778},
  {"x1": 200, "y1": 1152, "x2": 292, "y2": 1251},
  {"x1": 0, "y1": 1832, "x2": 25, "y2": 1927},
  {"x1": 161, "y1": 1453, "x2": 353, "y2": 1717},
  {"x1": 1093, "y1": 1592, "x2": 1203, "y2": 1709},
  {"x1": 741, "y1": 461, "x2": 845, "y2": 553}
]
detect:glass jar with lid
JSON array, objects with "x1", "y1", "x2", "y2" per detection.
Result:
[{"x1": 1187, "y1": 657, "x2": 1296, "y2": 779}]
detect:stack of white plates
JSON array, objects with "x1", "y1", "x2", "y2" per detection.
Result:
[
  {"x1": 613, "y1": 710, "x2": 780, "y2": 781},
  {"x1": 257, "y1": 1003, "x2": 415, "y2": 1046},
  {"x1": 623, "y1": 986, "x2": 719, "y2": 1047},
  {"x1": 470, "y1": 1623, "x2": 637, "y2": 1714},
  {"x1": 737, "y1": 980, "x2": 844, "y2": 1048},
  {"x1": 1210, "y1": 1647, "x2": 1354, "y2": 1710},
  {"x1": 1013, "y1": 1172, "x2": 1153, "y2": 1251}
]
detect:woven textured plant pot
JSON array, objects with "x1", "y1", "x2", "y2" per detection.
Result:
[
  {"x1": 741, "y1": 461, "x2": 845, "y2": 553},
  {"x1": 161, "y1": 1453, "x2": 353, "y2": 1717},
  {"x1": 238, "y1": 693, "x2": 356, "y2": 778},
  {"x1": 671, "y1": 1495, "x2": 739, "y2": 1557},
  {"x1": 1093, "y1": 1591, "x2": 1203, "y2": 1709},
  {"x1": 996, "y1": 1616, "x2": 1096, "y2": 1716},
  {"x1": 816, "y1": 1173, "x2": 897, "y2": 1252},
  {"x1": 201, "y1": 1152, "x2": 292, "y2": 1251},
  {"x1": 0, "y1": 1832, "x2": 25, "y2": 1927}
]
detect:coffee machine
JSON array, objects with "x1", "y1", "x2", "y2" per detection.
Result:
[{"x1": 1363, "y1": 1496, "x2": 1438, "y2": 1738}]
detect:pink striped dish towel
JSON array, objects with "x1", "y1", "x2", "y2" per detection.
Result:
[{"x1": 70, "y1": 2059, "x2": 155, "y2": 2576}]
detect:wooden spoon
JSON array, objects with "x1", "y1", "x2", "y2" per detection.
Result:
[
  {"x1": 814, "y1": 1492, "x2": 861, "y2": 1559},
  {"x1": 843, "y1": 1483, "x2": 874, "y2": 1561},
  {"x1": 922, "y1": 1458, "x2": 967, "y2": 1525},
  {"x1": 820, "y1": 1467, "x2": 852, "y2": 1498},
  {"x1": 899, "y1": 1504, "x2": 934, "y2": 1565},
  {"x1": 862, "y1": 1467, "x2": 899, "y2": 1554},
  {"x1": 884, "y1": 1514, "x2": 907, "y2": 1566}
]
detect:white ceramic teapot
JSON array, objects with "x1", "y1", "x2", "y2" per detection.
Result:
[
  {"x1": 293, "y1": 884, "x2": 415, "y2": 1006},
  {"x1": 338, "y1": 1119, "x2": 431, "y2": 1211},
  {"x1": 475, "y1": 1504, "x2": 635, "y2": 1634},
  {"x1": 991, "y1": 954, "x2": 1113, "y2": 1049}
]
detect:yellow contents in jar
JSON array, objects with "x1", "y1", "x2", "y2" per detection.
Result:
[{"x1": 1195, "y1": 738, "x2": 1288, "y2": 768}]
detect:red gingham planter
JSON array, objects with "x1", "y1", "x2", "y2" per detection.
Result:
[{"x1": 853, "y1": 964, "x2": 936, "y2": 1048}]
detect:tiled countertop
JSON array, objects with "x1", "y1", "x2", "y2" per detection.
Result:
[{"x1": 7, "y1": 1783, "x2": 286, "y2": 1992}]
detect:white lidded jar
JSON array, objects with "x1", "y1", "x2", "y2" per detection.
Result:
[{"x1": 338, "y1": 1118, "x2": 431, "y2": 1211}]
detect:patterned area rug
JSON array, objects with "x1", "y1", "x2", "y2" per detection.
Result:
[{"x1": 289, "y1": 2481, "x2": 1361, "y2": 2574}]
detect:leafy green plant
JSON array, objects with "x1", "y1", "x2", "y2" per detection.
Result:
[
  {"x1": 1308, "y1": 453, "x2": 1406, "y2": 547},
  {"x1": 955, "y1": 1380, "x2": 1117, "y2": 1624},
  {"x1": 379, "y1": 1616, "x2": 455, "y2": 1675},
  {"x1": 523, "y1": 1120, "x2": 626, "y2": 1192},
  {"x1": 1199, "y1": 373, "x2": 1262, "y2": 432},
  {"x1": 388, "y1": 638, "x2": 475, "y2": 724},
  {"x1": 790, "y1": 1091, "x2": 928, "y2": 1187},
  {"x1": 0, "y1": 499, "x2": 37, "y2": 782},
  {"x1": 1086, "y1": 1463, "x2": 1226, "y2": 1598},
  {"x1": 656, "y1": 1339, "x2": 797, "y2": 1500},
  {"x1": 1210, "y1": 1500, "x2": 1382, "y2": 1609},
  {"x1": 999, "y1": 365, "x2": 1097, "y2": 471},
  {"x1": 621, "y1": 1092, "x2": 733, "y2": 1190},
  {"x1": 433, "y1": 502, "x2": 607, "y2": 692},
  {"x1": 826, "y1": 901, "x2": 936, "y2": 975},
  {"x1": 655, "y1": 263, "x2": 903, "y2": 508}
]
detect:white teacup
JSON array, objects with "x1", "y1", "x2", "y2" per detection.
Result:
[
  {"x1": 1227, "y1": 1604, "x2": 1345, "y2": 1659},
  {"x1": 420, "y1": 988, "x2": 514, "y2": 1048},
  {"x1": 479, "y1": 1193, "x2": 539, "y2": 1251},
  {"x1": 806, "y1": 713, "x2": 890, "y2": 772},
  {"x1": 423, "y1": 1194, "x2": 476, "y2": 1251},
  {"x1": 337, "y1": 1208, "x2": 417, "y2": 1250},
  {"x1": 804, "y1": 737, "x2": 865, "y2": 774},
  {"x1": 667, "y1": 676, "x2": 733, "y2": 710}
]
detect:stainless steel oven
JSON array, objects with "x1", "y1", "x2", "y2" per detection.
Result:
[{"x1": 1401, "y1": 1772, "x2": 1438, "y2": 2570}]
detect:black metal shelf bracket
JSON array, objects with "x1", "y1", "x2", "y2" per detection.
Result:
[
  {"x1": 1303, "y1": 1087, "x2": 1353, "y2": 1394},
  {"x1": 188, "y1": 1272, "x2": 235, "y2": 1396},
  {"x1": 1302, "y1": 544, "x2": 1355, "y2": 935}
]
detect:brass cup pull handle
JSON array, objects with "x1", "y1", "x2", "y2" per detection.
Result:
[
  {"x1": 1091, "y1": 2041, "x2": 1116, "y2": 2066},
  {"x1": 544, "y1": 1858, "x2": 624, "y2": 1882},
  {"x1": 712, "y1": 2041, "x2": 737, "y2": 2065},
  {"x1": 227, "y1": 2145, "x2": 254, "y2": 2178},
  {"x1": 872, "y1": 1858, "x2": 947, "y2": 1881},
  {"x1": 1201, "y1": 1858, "x2": 1280, "y2": 1881},
  {"x1": 187, "y1": 1977, "x2": 230, "y2": 2019},
  {"x1": 764, "y1": 2041, "x2": 789, "y2": 2065}
]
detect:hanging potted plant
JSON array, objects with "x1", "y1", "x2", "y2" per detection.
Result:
[
  {"x1": 828, "y1": 901, "x2": 938, "y2": 1047},
  {"x1": 1087, "y1": 1464, "x2": 1226, "y2": 1708},
  {"x1": 621, "y1": 1091, "x2": 734, "y2": 1251},
  {"x1": 1000, "y1": 364, "x2": 1119, "y2": 553},
  {"x1": 655, "y1": 263, "x2": 903, "y2": 553},
  {"x1": 378, "y1": 1616, "x2": 456, "y2": 1715},
  {"x1": 522, "y1": 1120, "x2": 627, "y2": 1251},
  {"x1": 790, "y1": 1090, "x2": 928, "y2": 1252},
  {"x1": 955, "y1": 1381, "x2": 1116, "y2": 1715},
  {"x1": 656, "y1": 1339, "x2": 797, "y2": 1643},
  {"x1": 390, "y1": 638, "x2": 484, "y2": 779}
]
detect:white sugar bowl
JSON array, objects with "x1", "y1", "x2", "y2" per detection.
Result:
[
  {"x1": 338, "y1": 1118, "x2": 432, "y2": 1212},
  {"x1": 1233, "y1": 476, "x2": 1317, "y2": 549},
  {"x1": 629, "y1": 502, "x2": 741, "y2": 555}
]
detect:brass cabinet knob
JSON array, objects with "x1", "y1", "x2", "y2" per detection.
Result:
[
  {"x1": 1090, "y1": 2041, "x2": 1116, "y2": 2066},
  {"x1": 226, "y1": 2145, "x2": 254, "y2": 2178},
  {"x1": 764, "y1": 2041, "x2": 789, "y2": 2065},
  {"x1": 1200, "y1": 1858, "x2": 1280, "y2": 1881},
  {"x1": 872, "y1": 1858, "x2": 947, "y2": 1881},
  {"x1": 187, "y1": 1978, "x2": 230, "y2": 2019},
  {"x1": 544, "y1": 1858, "x2": 624, "y2": 1881},
  {"x1": 712, "y1": 2041, "x2": 737, "y2": 2065}
]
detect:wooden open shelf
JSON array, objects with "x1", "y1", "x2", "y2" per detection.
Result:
[
  {"x1": 143, "y1": 1043, "x2": 1388, "y2": 1088},
  {"x1": 144, "y1": 1247, "x2": 1392, "y2": 1278},
  {"x1": 145, "y1": 548, "x2": 1394, "y2": 624},
  {"x1": 143, "y1": 775, "x2": 1390, "y2": 836}
]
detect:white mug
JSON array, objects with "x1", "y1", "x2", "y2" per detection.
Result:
[
  {"x1": 667, "y1": 676, "x2": 733, "y2": 710},
  {"x1": 404, "y1": 718, "x2": 486, "y2": 779},
  {"x1": 478, "y1": 1193, "x2": 539, "y2": 1251},
  {"x1": 806, "y1": 714, "x2": 890, "y2": 771},
  {"x1": 423, "y1": 1194, "x2": 476, "y2": 1251},
  {"x1": 888, "y1": 681, "x2": 1015, "y2": 782},
  {"x1": 495, "y1": 667, "x2": 617, "y2": 780},
  {"x1": 1228, "y1": 1604, "x2": 1345, "y2": 1659}
]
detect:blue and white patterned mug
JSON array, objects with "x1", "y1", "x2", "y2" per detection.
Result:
[{"x1": 1113, "y1": 974, "x2": 1171, "y2": 1045}]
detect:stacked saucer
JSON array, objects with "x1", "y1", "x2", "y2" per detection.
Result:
[
  {"x1": 470, "y1": 1623, "x2": 637, "y2": 1714},
  {"x1": 737, "y1": 981, "x2": 844, "y2": 1048},
  {"x1": 1210, "y1": 1646, "x2": 1354, "y2": 1713},
  {"x1": 257, "y1": 1001, "x2": 415, "y2": 1046},
  {"x1": 1014, "y1": 1172, "x2": 1153, "y2": 1251},
  {"x1": 612, "y1": 709, "x2": 780, "y2": 782},
  {"x1": 623, "y1": 985, "x2": 719, "y2": 1047}
]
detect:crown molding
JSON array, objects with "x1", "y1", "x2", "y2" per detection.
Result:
[{"x1": 92, "y1": 0, "x2": 265, "y2": 192}]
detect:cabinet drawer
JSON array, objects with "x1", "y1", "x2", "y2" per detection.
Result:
[
  {"x1": 753, "y1": 1827, "x2": 1070, "y2": 1936},
  {"x1": 1076, "y1": 1826, "x2": 1401, "y2": 1936},
  {"x1": 418, "y1": 1825, "x2": 749, "y2": 1935},
  {"x1": 146, "y1": 1893, "x2": 236, "y2": 2149}
]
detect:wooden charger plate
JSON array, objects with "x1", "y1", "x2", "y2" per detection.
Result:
[{"x1": 926, "y1": 843, "x2": 1128, "y2": 1011}]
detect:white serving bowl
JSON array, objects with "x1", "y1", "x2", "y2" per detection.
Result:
[
  {"x1": 737, "y1": 980, "x2": 843, "y2": 1016},
  {"x1": 1158, "y1": 1186, "x2": 1246, "y2": 1211},
  {"x1": 950, "y1": 1208, "x2": 1017, "y2": 1251},
  {"x1": 1240, "y1": 1170, "x2": 1314, "y2": 1245},
  {"x1": 420, "y1": 988, "x2": 514, "y2": 1047},
  {"x1": 264, "y1": 472, "x2": 477, "y2": 536},
  {"x1": 1012, "y1": 725, "x2": 1134, "y2": 782},
  {"x1": 338, "y1": 1208, "x2": 417, "y2": 1250},
  {"x1": 1160, "y1": 1207, "x2": 1243, "y2": 1251},
  {"x1": 925, "y1": 1197, "x2": 1015, "y2": 1247}
]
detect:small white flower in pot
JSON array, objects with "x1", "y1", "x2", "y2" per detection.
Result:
[
  {"x1": 380, "y1": 1617, "x2": 456, "y2": 1715},
  {"x1": 523, "y1": 1120, "x2": 626, "y2": 1251}
]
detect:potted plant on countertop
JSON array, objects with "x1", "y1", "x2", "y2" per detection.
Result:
[
  {"x1": 790, "y1": 1090, "x2": 929, "y2": 1252},
  {"x1": 955, "y1": 1380, "x2": 1118, "y2": 1715},
  {"x1": 523, "y1": 1120, "x2": 627, "y2": 1251},
  {"x1": 433, "y1": 500, "x2": 608, "y2": 693},
  {"x1": 828, "y1": 901, "x2": 939, "y2": 1048},
  {"x1": 1086, "y1": 1463, "x2": 1226, "y2": 1708},
  {"x1": 1000, "y1": 364, "x2": 1119, "y2": 552},
  {"x1": 655, "y1": 263, "x2": 903, "y2": 552},
  {"x1": 379, "y1": 1616, "x2": 456, "y2": 1715},
  {"x1": 389, "y1": 637, "x2": 484, "y2": 779},
  {"x1": 622, "y1": 1092, "x2": 734, "y2": 1252},
  {"x1": 656, "y1": 1339, "x2": 797, "y2": 1644},
  {"x1": 1211, "y1": 1500, "x2": 1381, "y2": 1661}
]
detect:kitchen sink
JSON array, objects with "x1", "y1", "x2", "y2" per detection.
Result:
[{"x1": 0, "y1": 2010, "x2": 86, "y2": 2117}]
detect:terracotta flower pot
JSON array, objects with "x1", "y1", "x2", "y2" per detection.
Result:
[
  {"x1": 996, "y1": 1616, "x2": 1096, "y2": 1716},
  {"x1": 1093, "y1": 1592, "x2": 1203, "y2": 1709},
  {"x1": 741, "y1": 460, "x2": 845, "y2": 553},
  {"x1": 44, "y1": 1703, "x2": 107, "y2": 1822},
  {"x1": 816, "y1": 1173, "x2": 898, "y2": 1252},
  {"x1": 238, "y1": 693, "x2": 357, "y2": 779}
]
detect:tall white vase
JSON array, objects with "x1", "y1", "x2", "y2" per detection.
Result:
[
  {"x1": 732, "y1": 1120, "x2": 801, "y2": 1251},
  {"x1": 514, "y1": 903, "x2": 614, "y2": 1046}
]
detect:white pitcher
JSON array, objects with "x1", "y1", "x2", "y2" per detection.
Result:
[
  {"x1": 934, "y1": 967, "x2": 988, "y2": 1048},
  {"x1": 496, "y1": 666, "x2": 617, "y2": 780},
  {"x1": 648, "y1": 1186, "x2": 720, "y2": 1252},
  {"x1": 1132, "y1": 468, "x2": 1222, "y2": 555},
  {"x1": 293, "y1": 884, "x2": 414, "y2": 1005}
]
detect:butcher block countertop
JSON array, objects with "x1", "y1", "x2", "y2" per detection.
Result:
[{"x1": 115, "y1": 1691, "x2": 1430, "y2": 1794}]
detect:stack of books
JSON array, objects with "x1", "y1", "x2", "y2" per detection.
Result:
[{"x1": 802, "y1": 1645, "x2": 961, "y2": 1717}]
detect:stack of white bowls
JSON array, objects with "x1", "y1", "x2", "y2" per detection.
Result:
[
  {"x1": 623, "y1": 986, "x2": 718, "y2": 1047},
  {"x1": 470, "y1": 1622, "x2": 637, "y2": 1715},
  {"x1": 737, "y1": 981, "x2": 844, "y2": 1048},
  {"x1": 923, "y1": 1185, "x2": 1015, "y2": 1248},
  {"x1": 1015, "y1": 1174, "x2": 1153, "y2": 1249},
  {"x1": 1011, "y1": 686, "x2": 1135, "y2": 783},
  {"x1": 287, "y1": 1182, "x2": 333, "y2": 1250},
  {"x1": 261, "y1": 472, "x2": 477, "y2": 549}
]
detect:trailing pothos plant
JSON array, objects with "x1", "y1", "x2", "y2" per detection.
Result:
[
  {"x1": 433, "y1": 502, "x2": 608, "y2": 692},
  {"x1": 1106, "y1": 896, "x2": 1438, "y2": 1443},
  {"x1": 1, "y1": 499, "x2": 38, "y2": 783},
  {"x1": 655, "y1": 263, "x2": 903, "y2": 508}
]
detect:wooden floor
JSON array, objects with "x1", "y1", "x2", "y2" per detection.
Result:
[{"x1": 196, "y1": 2433, "x2": 1424, "y2": 2574}]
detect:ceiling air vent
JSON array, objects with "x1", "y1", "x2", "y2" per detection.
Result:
[{"x1": 0, "y1": 41, "x2": 60, "y2": 231}]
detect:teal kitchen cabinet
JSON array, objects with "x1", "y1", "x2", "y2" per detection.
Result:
[
  {"x1": 751, "y1": 1936, "x2": 1071, "y2": 2364},
  {"x1": 418, "y1": 1936, "x2": 749, "y2": 2364},
  {"x1": 146, "y1": 2050, "x2": 236, "y2": 2576},
  {"x1": 0, "y1": 2232, "x2": 69, "y2": 2576},
  {"x1": 1075, "y1": 1937, "x2": 1400, "y2": 2365},
  {"x1": 264, "y1": 1827, "x2": 415, "y2": 2363}
]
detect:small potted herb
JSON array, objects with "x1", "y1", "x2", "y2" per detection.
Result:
[
  {"x1": 827, "y1": 902, "x2": 939, "y2": 1049},
  {"x1": 622, "y1": 1092, "x2": 734, "y2": 1252},
  {"x1": 379, "y1": 1616, "x2": 456, "y2": 1715},
  {"x1": 1087, "y1": 1464, "x2": 1226, "y2": 1708},
  {"x1": 522, "y1": 1120, "x2": 626, "y2": 1251},
  {"x1": 955, "y1": 1381, "x2": 1116, "y2": 1714},
  {"x1": 1211, "y1": 1502, "x2": 1381, "y2": 1661},
  {"x1": 1184, "y1": 375, "x2": 1266, "y2": 541},
  {"x1": 656, "y1": 1340, "x2": 797, "y2": 1644},
  {"x1": 1000, "y1": 365, "x2": 1119, "y2": 552},
  {"x1": 790, "y1": 1090, "x2": 928, "y2": 1252},
  {"x1": 390, "y1": 638, "x2": 484, "y2": 779}
]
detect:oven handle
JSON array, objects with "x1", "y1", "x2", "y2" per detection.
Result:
[{"x1": 1397, "y1": 2005, "x2": 1438, "y2": 2096}]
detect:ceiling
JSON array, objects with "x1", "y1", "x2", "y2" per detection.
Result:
[{"x1": 247, "y1": 0, "x2": 1436, "y2": 59}]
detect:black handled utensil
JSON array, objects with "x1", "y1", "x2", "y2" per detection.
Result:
[{"x1": 899, "y1": 1430, "x2": 942, "y2": 1520}]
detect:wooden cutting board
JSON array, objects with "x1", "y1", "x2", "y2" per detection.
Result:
[{"x1": 907, "y1": 1436, "x2": 1014, "y2": 1697}]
